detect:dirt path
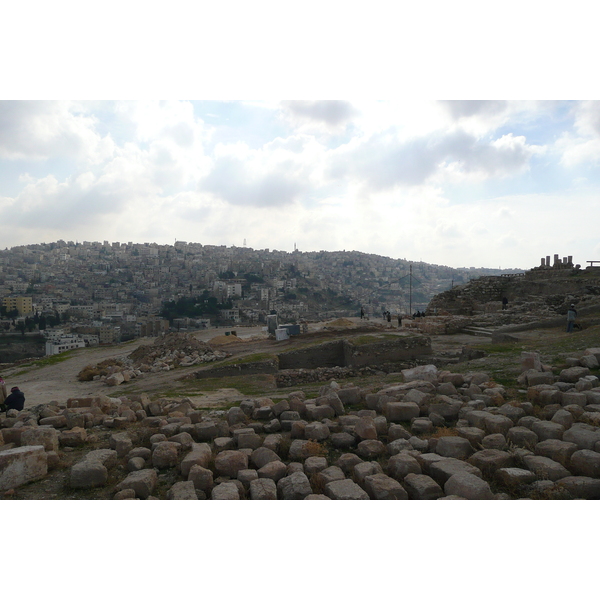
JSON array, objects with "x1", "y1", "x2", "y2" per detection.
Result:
[{"x1": 3, "y1": 319, "x2": 563, "y2": 410}]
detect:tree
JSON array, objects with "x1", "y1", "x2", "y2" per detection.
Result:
[{"x1": 17, "y1": 321, "x2": 25, "y2": 336}]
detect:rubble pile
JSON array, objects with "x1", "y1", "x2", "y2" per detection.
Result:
[
  {"x1": 77, "y1": 333, "x2": 230, "y2": 387},
  {"x1": 3, "y1": 348, "x2": 600, "y2": 499}
]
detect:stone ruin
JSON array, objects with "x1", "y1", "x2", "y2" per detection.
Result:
[
  {"x1": 2, "y1": 348, "x2": 600, "y2": 499},
  {"x1": 77, "y1": 333, "x2": 231, "y2": 387}
]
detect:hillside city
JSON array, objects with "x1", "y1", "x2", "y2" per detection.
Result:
[{"x1": 0, "y1": 240, "x2": 522, "y2": 356}]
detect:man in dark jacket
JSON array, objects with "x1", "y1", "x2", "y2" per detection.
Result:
[{"x1": 4, "y1": 386, "x2": 25, "y2": 411}]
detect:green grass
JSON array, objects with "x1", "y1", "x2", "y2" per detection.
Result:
[
  {"x1": 178, "y1": 374, "x2": 277, "y2": 396},
  {"x1": 217, "y1": 352, "x2": 278, "y2": 367},
  {"x1": 351, "y1": 334, "x2": 404, "y2": 346},
  {"x1": 9, "y1": 350, "x2": 76, "y2": 375}
]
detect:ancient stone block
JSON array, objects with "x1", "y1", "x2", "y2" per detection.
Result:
[
  {"x1": 167, "y1": 480, "x2": 198, "y2": 500},
  {"x1": 387, "y1": 453, "x2": 421, "y2": 482},
  {"x1": 403, "y1": 473, "x2": 443, "y2": 500},
  {"x1": 211, "y1": 482, "x2": 241, "y2": 500},
  {"x1": 257, "y1": 460, "x2": 287, "y2": 482},
  {"x1": 363, "y1": 473, "x2": 408, "y2": 500},
  {"x1": 523, "y1": 455, "x2": 571, "y2": 481},
  {"x1": 188, "y1": 464, "x2": 213, "y2": 492},
  {"x1": 429, "y1": 458, "x2": 483, "y2": 486},
  {"x1": 356, "y1": 439, "x2": 385, "y2": 459},
  {"x1": 569, "y1": 449, "x2": 600, "y2": 478},
  {"x1": 116, "y1": 469, "x2": 158, "y2": 499},
  {"x1": 0, "y1": 446, "x2": 48, "y2": 492},
  {"x1": 444, "y1": 472, "x2": 494, "y2": 500},
  {"x1": 277, "y1": 471, "x2": 312, "y2": 499},
  {"x1": 250, "y1": 478, "x2": 277, "y2": 499},
  {"x1": 436, "y1": 436, "x2": 474, "y2": 460},
  {"x1": 496, "y1": 467, "x2": 537, "y2": 488},
  {"x1": 324, "y1": 478, "x2": 369, "y2": 500},
  {"x1": 151, "y1": 441, "x2": 181, "y2": 469},
  {"x1": 20, "y1": 428, "x2": 59, "y2": 453},
  {"x1": 555, "y1": 476, "x2": 600, "y2": 499}
]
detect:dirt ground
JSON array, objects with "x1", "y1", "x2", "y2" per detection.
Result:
[{"x1": 0, "y1": 317, "x2": 580, "y2": 409}]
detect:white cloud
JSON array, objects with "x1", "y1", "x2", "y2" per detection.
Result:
[{"x1": 0, "y1": 101, "x2": 114, "y2": 163}]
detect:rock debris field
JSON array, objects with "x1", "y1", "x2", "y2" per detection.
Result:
[{"x1": 2, "y1": 348, "x2": 600, "y2": 500}]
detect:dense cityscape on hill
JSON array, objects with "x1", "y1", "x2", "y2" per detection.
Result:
[{"x1": 0, "y1": 239, "x2": 523, "y2": 351}]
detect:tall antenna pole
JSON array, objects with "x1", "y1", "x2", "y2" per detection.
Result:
[{"x1": 409, "y1": 264, "x2": 412, "y2": 315}]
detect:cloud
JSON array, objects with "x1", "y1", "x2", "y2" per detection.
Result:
[
  {"x1": 327, "y1": 128, "x2": 540, "y2": 191},
  {"x1": 441, "y1": 100, "x2": 509, "y2": 120},
  {"x1": 199, "y1": 153, "x2": 307, "y2": 207},
  {"x1": 281, "y1": 100, "x2": 358, "y2": 129},
  {"x1": 0, "y1": 101, "x2": 114, "y2": 162}
]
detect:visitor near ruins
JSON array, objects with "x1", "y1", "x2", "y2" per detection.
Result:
[
  {"x1": 3, "y1": 386, "x2": 25, "y2": 412},
  {"x1": 567, "y1": 304, "x2": 577, "y2": 333}
]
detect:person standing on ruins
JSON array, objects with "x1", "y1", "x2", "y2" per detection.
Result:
[{"x1": 566, "y1": 304, "x2": 577, "y2": 333}]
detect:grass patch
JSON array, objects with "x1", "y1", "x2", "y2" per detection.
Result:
[
  {"x1": 217, "y1": 352, "x2": 278, "y2": 367},
  {"x1": 180, "y1": 374, "x2": 277, "y2": 396},
  {"x1": 351, "y1": 333, "x2": 404, "y2": 346},
  {"x1": 11, "y1": 350, "x2": 76, "y2": 374}
]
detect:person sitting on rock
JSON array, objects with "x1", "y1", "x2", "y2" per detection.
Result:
[{"x1": 4, "y1": 386, "x2": 25, "y2": 412}]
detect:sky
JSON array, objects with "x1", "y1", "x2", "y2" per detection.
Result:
[
  {"x1": 2, "y1": 98, "x2": 599, "y2": 270},
  {"x1": 1, "y1": 3, "x2": 599, "y2": 275}
]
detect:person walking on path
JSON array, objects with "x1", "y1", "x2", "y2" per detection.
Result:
[
  {"x1": 566, "y1": 304, "x2": 578, "y2": 333},
  {"x1": 397, "y1": 314, "x2": 402, "y2": 328}
]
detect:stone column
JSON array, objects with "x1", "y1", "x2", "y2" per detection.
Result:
[{"x1": 546, "y1": 255, "x2": 550, "y2": 267}]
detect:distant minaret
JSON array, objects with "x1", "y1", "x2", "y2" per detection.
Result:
[
  {"x1": 243, "y1": 238, "x2": 247, "y2": 247},
  {"x1": 294, "y1": 242, "x2": 297, "y2": 252}
]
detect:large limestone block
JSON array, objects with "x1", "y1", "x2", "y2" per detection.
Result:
[
  {"x1": 70, "y1": 461, "x2": 109, "y2": 489},
  {"x1": 386, "y1": 402, "x2": 420, "y2": 423},
  {"x1": 436, "y1": 436, "x2": 474, "y2": 460},
  {"x1": 482, "y1": 414, "x2": 514, "y2": 436},
  {"x1": 304, "y1": 422, "x2": 330, "y2": 442},
  {"x1": 214, "y1": 450, "x2": 248, "y2": 477},
  {"x1": 250, "y1": 478, "x2": 277, "y2": 500},
  {"x1": 428, "y1": 397, "x2": 463, "y2": 421},
  {"x1": 167, "y1": 480, "x2": 198, "y2": 500},
  {"x1": 363, "y1": 474, "x2": 408, "y2": 500},
  {"x1": 277, "y1": 471, "x2": 312, "y2": 499},
  {"x1": 496, "y1": 468, "x2": 537, "y2": 488},
  {"x1": 336, "y1": 453, "x2": 363, "y2": 475},
  {"x1": 353, "y1": 461, "x2": 383, "y2": 486},
  {"x1": 0, "y1": 446, "x2": 48, "y2": 492},
  {"x1": 324, "y1": 478, "x2": 369, "y2": 500},
  {"x1": 20, "y1": 428, "x2": 59, "y2": 453},
  {"x1": 387, "y1": 453, "x2": 422, "y2": 482},
  {"x1": 569, "y1": 450, "x2": 600, "y2": 478},
  {"x1": 468, "y1": 449, "x2": 513, "y2": 475},
  {"x1": 387, "y1": 438, "x2": 413, "y2": 455},
  {"x1": 304, "y1": 456, "x2": 328, "y2": 475},
  {"x1": 523, "y1": 455, "x2": 571, "y2": 481},
  {"x1": 531, "y1": 421, "x2": 565, "y2": 442},
  {"x1": 559, "y1": 366, "x2": 590, "y2": 383},
  {"x1": 337, "y1": 387, "x2": 361, "y2": 405},
  {"x1": 250, "y1": 447, "x2": 281, "y2": 470},
  {"x1": 403, "y1": 473, "x2": 443, "y2": 500},
  {"x1": 555, "y1": 476, "x2": 600, "y2": 499},
  {"x1": 257, "y1": 460, "x2": 287, "y2": 482},
  {"x1": 534, "y1": 439, "x2": 578, "y2": 467},
  {"x1": 180, "y1": 443, "x2": 212, "y2": 477},
  {"x1": 85, "y1": 449, "x2": 118, "y2": 468},
  {"x1": 116, "y1": 469, "x2": 158, "y2": 499},
  {"x1": 563, "y1": 424, "x2": 600, "y2": 450},
  {"x1": 211, "y1": 482, "x2": 241, "y2": 500},
  {"x1": 59, "y1": 427, "x2": 88, "y2": 447},
  {"x1": 429, "y1": 458, "x2": 483, "y2": 486},
  {"x1": 444, "y1": 472, "x2": 494, "y2": 500},
  {"x1": 109, "y1": 432, "x2": 133, "y2": 458},
  {"x1": 314, "y1": 465, "x2": 346, "y2": 488},
  {"x1": 402, "y1": 365, "x2": 438, "y2": 383},
  {"x1": 152, "y1": 441, "x2": 181, "y2": 469},
  {"x1": 188, "y1": 464, "x2": 213, "y2": 492},
  {"x1": 357, "y1": 439, "x2": 385, "y2": 459}
]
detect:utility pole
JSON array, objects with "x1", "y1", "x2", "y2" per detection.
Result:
[{"x1": 409, "y1": 264, "x2": 412, "y2": 315}]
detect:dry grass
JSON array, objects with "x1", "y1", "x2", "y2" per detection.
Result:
[{"x1": 430, "y1": 426, "x2": 460, "y2": 439}]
